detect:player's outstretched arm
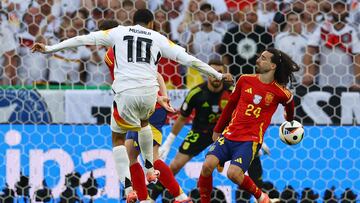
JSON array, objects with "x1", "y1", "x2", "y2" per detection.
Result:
[
  {"x1": 159, "y1": 115, "x2": 187, "y2": 160},
  {"x1": 31, "y1": 31, "x2": 113, "y2": 54},
  {"x1": 158, "y1": 36, "x2": 232, "y2": 82},
  {"x1": 176, "y1": 51, "x2": 231, "y2": 81}
]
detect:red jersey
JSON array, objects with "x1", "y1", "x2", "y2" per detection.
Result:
[
  {"x1": 214, "y1": 74, "x2": 294, "y2": 144},
  {"x1": 104, "y1": 47, "x2": 162, "y2": 109}
]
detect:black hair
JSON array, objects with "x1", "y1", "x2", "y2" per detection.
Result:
[
  {"x1": 200, "y1": 3, "x2": 213, "y2": 11},
  {"x1": 133, "y1": 9, "x2": 154, "y2": 25},
  {"x1": 98, "y1": 19, "x2": 119, "y2": 30},
  {"x1": 266, "y1": 48, "x2": 300, "y2": 85},
  {"x1": 208, "y1": 59, "x2": 224, "y2": 67}
]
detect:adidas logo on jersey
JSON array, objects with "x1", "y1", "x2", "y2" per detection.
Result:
[
  {"x1": 245, "y1": 88, "x2": 252, "y2": 94},
  {"x1": 234, "y1": 157, "x2": 242, "y2": 164},
  {"x1": 202, "y1": 102, "x2": 210, "y2": 107}
]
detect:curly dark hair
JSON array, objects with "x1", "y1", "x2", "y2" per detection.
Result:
[{"x1": 266, "y1": 48, "x2": 300, "y2": 85}]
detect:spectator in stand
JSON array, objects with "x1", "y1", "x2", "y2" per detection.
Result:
[
  {"x1": 177, "y1": 0, "x2": 203, "y2": 42},
  {"x1": 301, "y1": 0, "x2": 322, "y2": 39},
  {"x1": 349, "y1": 0, "x2": 360, "y2": 29},
  {"x1": 218, "y1": 5, "x2": 273, "y2": 77},
  {"x1": 47, "y1": 17, "x2": 91, "y2": 85},
  {"x1": 302, "y1": 0, "x2": 360, "y2": 90},
  {"x1": 257, "y1": 0, "x2": 277, "y2": 30},
  {"x1": 275, "y1": 12, "x2": 307, "y2": 84},
  {"x1": 0, "y1": 17, "x2": 18, "y2": 85},
  {"x1": 116, "y1": 0, "x2": 136, "y2": 25},
  {"x1": 17, "y1": 6, "x2": 48, "y2": 85},
  {"x1": 154, "y1": 8, "x2": 171, "y2": 38},
  {"x1": 179, "y1": 3, "x2": 224, "y2": 64},
  {"x1": 154, "y1": 4, "x2": 184, "y2": 89},
  {"x1": 225, "y1": 0, "x2": 256, "y2": 12}
]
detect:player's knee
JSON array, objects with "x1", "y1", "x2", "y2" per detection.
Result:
[
  {"x1": 227, "y1": 167, "x2": 244, "y2": 183},
  {"x1": 201, "y1": 161, "x2": 215, "y2": 176}
]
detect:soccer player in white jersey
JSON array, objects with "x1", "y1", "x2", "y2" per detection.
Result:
[{"x1": 31, "y1": 9, "x2": 232, "y2": 202}]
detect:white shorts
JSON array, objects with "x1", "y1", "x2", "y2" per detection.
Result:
[{"x1": 110, "y1": 87, "x2": 158, "y2": 133}]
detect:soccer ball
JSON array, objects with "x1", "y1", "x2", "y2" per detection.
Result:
[{"x1": 279, "y1": 120, "x2": 304, "y2": 145}]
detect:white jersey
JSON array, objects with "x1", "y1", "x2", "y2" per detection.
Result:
[
  {"x1": 45, "y1": 24, "x2": 223, "y2": 93},
  {"x1": 308, "y1": 21, "x2": 360, "y2": 87}
]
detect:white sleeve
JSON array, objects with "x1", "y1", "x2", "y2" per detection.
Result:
[
  {"x1": 44, "y1": 30, "x2": 114, "y2": 53},
  {"x1": 307, "y1": 26, "x2": 321, "y2": 47},
  {"x1": 158, "y1": 34, "x2": 223, "y2": 80}
]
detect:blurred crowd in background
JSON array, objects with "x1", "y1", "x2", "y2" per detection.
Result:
[{"x1": 1, "y1": 0, "x2": 360, "y2": 90}]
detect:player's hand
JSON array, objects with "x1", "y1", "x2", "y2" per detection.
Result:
[
  {"x1": 31, "y1": 43, "x2": 46, "y2": 53},
  {"x1": 212, "y1": 132, "x2": 221, "y2": 141},
  {"x1": 157, "y1": 96, "x2": 175, "y2": 113},
  {"x1": 221, "y1": 73, "x2": 233, "y2": 83}
]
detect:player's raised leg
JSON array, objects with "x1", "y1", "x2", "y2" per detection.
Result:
[{"x1": 152, "y1": 145, "x2": 192, "y2": 203}]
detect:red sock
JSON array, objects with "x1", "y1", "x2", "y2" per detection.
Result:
[
  {"x1": 239, "y1": 175, "x2": 262, "y2": 199},
  {"x1": 130, "y1": 163, "x2": 148, "y2": 201},
  {"x1": 154, "y1": 159, "x2": 181, "y2": 197},
  {"x1": 198, "y1": 174, "x2": 212, "y2": 203}
]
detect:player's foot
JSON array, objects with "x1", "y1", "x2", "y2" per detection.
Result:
[
  {"x1": 126, "y1": 190, "x2": 138, "y2": 203},
  {"x1": 174, "y1": 197, "x2": 193, "y2": 203},
  {"x1": 146, "y1": 170, "x2": 160, "y2": 184}
]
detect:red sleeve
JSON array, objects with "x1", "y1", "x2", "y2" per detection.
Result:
[
  {"x1": 285, "y1": 97, "x2": 294, "y2": 121},
  {"x1": 213, "y1": 78, "x2": 242, "y2": 133}
]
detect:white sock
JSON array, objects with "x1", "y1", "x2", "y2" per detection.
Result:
[
  {"x1": 138, "y1": 125, "x2": 154, "y2": 173},
  {"x1": 175, "y1": 192, "x2": 188, "y2": 201},
  {"x1": 112, "y1": 145, "x2": 132, "y2": 194}
]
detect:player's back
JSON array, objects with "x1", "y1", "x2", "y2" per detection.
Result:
[{"x1": 109, "y1": 24, "x2": 169, "y2": 93}]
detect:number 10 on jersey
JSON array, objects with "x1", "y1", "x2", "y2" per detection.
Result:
[{"x1": 123, "y1": 35, "x2": 153, "y2": 63}]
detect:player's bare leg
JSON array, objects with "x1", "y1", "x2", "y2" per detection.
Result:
[
  {"x1": 112, "y1": 131, "x2": 137, "y2": 202},
  {"x1": 227, "y1": 164, "x2": 279, "y2": 203},
  {"x1": 169, "y1": 152, "x2": 193, "y2": 175},
  {"x1": 153, "y1": 145, "x2": 192, "y2": 203},
  {"x1": 197, "y1": 155, "x2": 219, "y2": 203},
  {"x1": 138, "y1": 119, "x2": 159, "y2": 183}
]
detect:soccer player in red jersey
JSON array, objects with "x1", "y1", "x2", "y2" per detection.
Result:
[
  {"x1": 197, "y1": 48, "x2": 300, "y2": 203},
  {"x1": 102, "y1": 20, "x2": 191, "y2": 203}
]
